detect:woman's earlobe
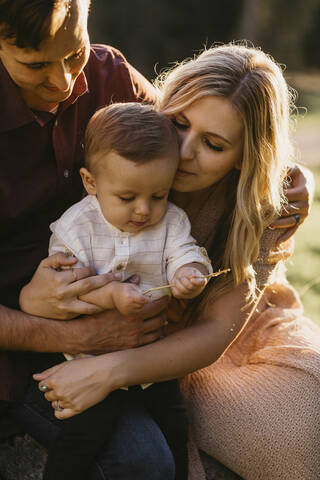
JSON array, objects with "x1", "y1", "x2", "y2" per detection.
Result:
[{"x1": 80, "y1": 167, "x2": 97, "y2": 195}]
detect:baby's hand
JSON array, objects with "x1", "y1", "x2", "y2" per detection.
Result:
[
  {"x1": 112, "y1": 283, "x2": 149, "y2": 316},
  {"x1": 171, "y1": 266, "x2": 207, "y2": 299}
]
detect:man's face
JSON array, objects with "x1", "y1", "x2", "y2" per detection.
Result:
[{"x1": 0, "y1": 1, "x2": 90, "y2": 111}]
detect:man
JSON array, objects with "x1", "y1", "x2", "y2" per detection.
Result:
[{"x1": 0, "y1": 1, "x2": 174, "y2": 478}]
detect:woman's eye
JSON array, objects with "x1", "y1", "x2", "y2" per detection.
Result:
[
  {"x1": 171, "y1": 117, "x2": 188, "y2": 130},
  {"x1": 204, "y1": 138, "x2": 223, "y2": 152}
]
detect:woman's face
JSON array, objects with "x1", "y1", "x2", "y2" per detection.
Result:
[{"x1": 171, "y1": 96, "x2": 244, "y2": 192}]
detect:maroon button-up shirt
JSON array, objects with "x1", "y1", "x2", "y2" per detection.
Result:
[{"x1": 0, "y1": 44, "x2": 156, "y2": 401}]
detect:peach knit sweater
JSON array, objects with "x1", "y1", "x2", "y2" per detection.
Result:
[{"x1": 178, "y1": 172, "x2": 320, "y2": 479}]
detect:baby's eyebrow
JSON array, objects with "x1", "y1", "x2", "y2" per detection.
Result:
[{"x1": 115, "y1": 190, "x2": 135, "y2": 195}]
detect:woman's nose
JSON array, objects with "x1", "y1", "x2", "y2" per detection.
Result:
[{"x1": 179, "y1": 133, "x2": 196, "y2": 161}]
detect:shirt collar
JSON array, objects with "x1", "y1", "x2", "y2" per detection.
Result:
[
  {"x1": 57, "y1": 69, "x2": 88, "y2": 115},
  {"x1": 0, "y1": 60, "x2": 88, "y2": 133}
]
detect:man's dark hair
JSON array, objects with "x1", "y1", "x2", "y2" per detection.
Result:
[{"x1": 0, "y1": 0, "x2": 89, "y2": 50}]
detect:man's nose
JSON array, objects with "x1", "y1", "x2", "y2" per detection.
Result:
[{"x1": 48, "y1": 62, "x2": 72, "y2": 91}]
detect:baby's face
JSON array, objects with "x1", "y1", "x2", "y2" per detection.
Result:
[{"x1": 82, "y1": 151, "x2": 178, "y2": 233}]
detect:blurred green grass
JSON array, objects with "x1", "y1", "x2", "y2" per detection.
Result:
[{"x1": 286, "y1": 78, "x2": 320, "y2": 325}]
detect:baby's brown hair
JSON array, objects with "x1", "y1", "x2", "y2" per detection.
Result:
[{"x1": 84, "y1": 102, "x2": 179, "y2": 173}]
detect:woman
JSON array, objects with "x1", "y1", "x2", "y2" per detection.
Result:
[{"x1": 33, "y1": 44, "x2": 320, "y2": 479}]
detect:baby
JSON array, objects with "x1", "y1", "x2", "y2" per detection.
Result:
[
  {"x1": 43, "y1": 102, "x2": 212, "y2": 480},
  {"x1": 49, "y1": 102, "x2": 212, "y2": 314}
]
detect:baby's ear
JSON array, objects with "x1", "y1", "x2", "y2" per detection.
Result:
[{"x1": 80, "y1": 168, "x2": 97, "y2": 195}]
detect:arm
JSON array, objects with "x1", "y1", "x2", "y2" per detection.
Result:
[
  {"x1": 34, "y1": 283, "x2": 263, "y2": 418},
  {"x1": 165, "y1": 205, "x2": 212, "y2": 283},
  {"x1": 35, "y1": 245, "x2": 148, "y2": 316},
  {"x1": 110, "y1": 283, "x2": 256, "y2": 384},
  {"x1": 20, "y1": 231, "x2": 144, "y2": 319},
  {"x1": 19, "y1": 253, "x2": 117, "y2": 319},
  {"x1": 1, "y1": 295, "x2": 169, "y2": 354},
  {"x1": 79, "y1": 281, "x2": 148, "y2": 316}
]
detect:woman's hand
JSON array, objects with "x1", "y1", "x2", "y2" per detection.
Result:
[
  {"x1": 269, "y1": 165, "x2": 315, "y2": 245},
  {"x1": 32, "y1": 298, "x2": 171, "y2": 418},
  {"x1": 33, "y1": 356, "x2": 115, "y2": 419},
  {"x1": 19, "y1": 253, "x2": 120, "y2": 319}
]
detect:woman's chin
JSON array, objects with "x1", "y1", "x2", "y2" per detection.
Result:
[
  {"x1": 172, "y1": 178, "x2": 193, "y2": 192},
  {"x1": 172, "y1": 184, "x2": 190, "y2": 192}
]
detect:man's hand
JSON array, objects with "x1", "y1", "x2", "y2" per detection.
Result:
[
  {"x1": 19, "y1": 253, "x2": 119, "y2": 320},
  {"x1": 269, "y1": 164, "x2": 315, "y2": 245},
  {"x1": 67, "y1": 295, "x2": 170, "y2": 355},
  {"x1": 171, "y1": 266, "x2": 207, "y2": 300},
  {"x1": 0, "y1": 294, "x2": 169, "y2": 353}
]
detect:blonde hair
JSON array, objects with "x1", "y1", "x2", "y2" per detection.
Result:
[{"x1": 156, "y1": 43, "x2": 295, "y2": 299}]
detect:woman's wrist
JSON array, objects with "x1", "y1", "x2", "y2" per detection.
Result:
[{"x1": 98, "y1": 350, "x2": 131, "y2": 391}]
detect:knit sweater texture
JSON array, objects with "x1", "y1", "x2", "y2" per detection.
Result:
[{"x1": 174, "y1": 171, "x2": 320, "y2": 479}]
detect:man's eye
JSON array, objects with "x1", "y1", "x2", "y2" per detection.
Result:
[
  {"x1": 26, "y1": 63, "x2": 47, "y2": 70},
  {"x1": 66, "y1": 48, "x2": 85, "y2": 63},
  {"x1": 171, "y1": 117, "x2": 188, "y2": 130}
]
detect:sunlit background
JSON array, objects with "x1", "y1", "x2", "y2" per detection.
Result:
[{"x1": 88, "y1": 0, "x2": 320, "y2": 324}]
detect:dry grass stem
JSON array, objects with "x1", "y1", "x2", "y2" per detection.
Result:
[{"x1": 142, "y1": 268, "x2": 230, "y2": 295}]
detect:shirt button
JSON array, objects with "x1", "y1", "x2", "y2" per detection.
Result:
[{"x1": 63, "y1": 169, "x2": 69, "y2": 178}]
